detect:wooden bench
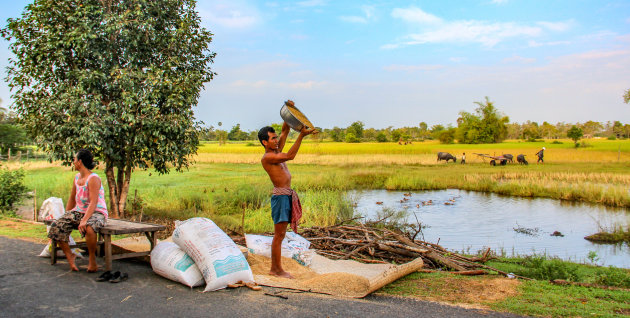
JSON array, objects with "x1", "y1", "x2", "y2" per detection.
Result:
[{"x1": 44, "y1": 218, "x2": 166, "y2": 271}]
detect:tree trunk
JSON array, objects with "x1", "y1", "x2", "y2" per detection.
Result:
[
  {"x1": 105, "y1": 159, "x2": 120, "y2": 218},
  {"x1": 117, "y1": 164, "x2": 131, "y2": 219},
  {"x1": 104, "y1": 157, "x2": 133, "y2": 219}
]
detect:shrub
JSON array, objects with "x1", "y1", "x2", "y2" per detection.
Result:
[
  {"x1": 376, "y1": 132, "x2": 388, "y2": 142},
  {"x1": 0, "y1": 168, "x2": 28, "y2": 213},
  {"x1": 345, "y1": 132, "x2": 360, "y2": 143},
  {"x1": 514, "y1": 256, "x2": 579, "y2": 281},
  {"x1": 607, "y1": 135, "x2": 617, "y2": 140},
  {"x1": 551, "y1": 140, "x2": 563, "y2": 144}
]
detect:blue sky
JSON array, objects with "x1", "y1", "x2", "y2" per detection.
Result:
[{"x1": 2, "y1": 1, "x2": 629, "y2": 130}]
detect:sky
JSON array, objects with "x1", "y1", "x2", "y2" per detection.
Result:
[{"x1": 1, "y1": 0, "x2": 629, "y2": 131}]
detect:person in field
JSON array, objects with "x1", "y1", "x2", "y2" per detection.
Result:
[
  {"x1": 536, "y1": 147, "x2": 545, "y2": 164},
  {"x1": 48, "y1": 149, "x2": 108, "y2": 272},
  {"x1": 258, "y1": 122, "x2": 315, "y2": 278}
]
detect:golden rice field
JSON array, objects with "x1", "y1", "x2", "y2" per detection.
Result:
[
  {"x1": 9, "y1": 138, "x2": 630, "y2": 233},
  {"x1": 197, "y1": 139, "x2": 630, "y2": 164}
]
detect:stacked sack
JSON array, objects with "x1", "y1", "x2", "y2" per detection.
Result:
[
  {"x1": 151, "y1": 217, "x2": 254, "y2": 291},
  {"x1": 245, "y1": 232, "x2": 314, "y2": 266}
]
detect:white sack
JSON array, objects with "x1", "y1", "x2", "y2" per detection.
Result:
[
  {"x1": 172, "y1": 217, "x2": 254, "y2": 292},
  {"x1": 38, "y1": 197, "x2": 82, "y2": 258},
  {"x1": 150, "y1": 242, "x2": 204, "y2": 287},
  {"x1": 245, "y1": 232, "x2": 314, "y2": 266}
]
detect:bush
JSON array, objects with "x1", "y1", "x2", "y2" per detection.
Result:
[
  {"x1": 0, "y1": 168, "x2": 28, "y2": 213},
  {"x1": 376, "y1": 132, "x2": 388, "y2": 142},
  {"x1": 514, "y1": 256, "x2": 579, "y2": 281},
  {"x1": 607, "y1": 135, "x2": 617, "y2": 140},
  {"x1": 551, "y1": 140, "x2": 563, "y2": 144},
  {"x1": 345, "y1": 132, "x2": 360, "y2": 143},
  {"x1": 593, "y1": 267, "x2": 630, "y2": 288}
]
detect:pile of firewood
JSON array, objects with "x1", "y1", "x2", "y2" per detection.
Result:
[{"x1": 299, "y1": 223, "x2": 528, "y2": 279}]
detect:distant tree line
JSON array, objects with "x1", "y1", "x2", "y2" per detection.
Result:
[{"x1": 201, "y1": 96, "x2": 630, "y2": 144}]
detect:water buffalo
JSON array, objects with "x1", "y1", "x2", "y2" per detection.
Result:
[
  {"x1": 437, "y1": 152, "x2": 456, "y2": 163},
  {"x1": 502, "y1": 154, "x2": 514, "y2": 163},
  {"x1": 517, "y1": 154, "x2": 528, "y2": 165}
]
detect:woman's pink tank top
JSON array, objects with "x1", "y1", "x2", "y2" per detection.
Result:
[{"x1": 74, "y1": 173, "x2": 108, "y2": 219}]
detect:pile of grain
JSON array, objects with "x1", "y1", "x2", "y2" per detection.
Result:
[
  {"x1": 286, "y1": 103, "x2": 315, "y2": 129},
  {"x1": 247, "y1": 253, "x2": 316, "y2": 280},
  {"x1": 248, "y1": 253, "x2": 371, "y2": 297}
]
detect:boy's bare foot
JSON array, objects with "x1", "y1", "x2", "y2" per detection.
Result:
[
  {"x1": 269, "y1": 270, "x2": 294, "y2": 279},
  {"x1": 67, "y1": 254, "x2": 79, "y2": 272},
  {"x1": 87, "y1": 264, "x2": 98, "y2": 273}
]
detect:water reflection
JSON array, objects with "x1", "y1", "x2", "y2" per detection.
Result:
[{"x1": 349, "y1": 189, "x2": 630, "y2": 268}]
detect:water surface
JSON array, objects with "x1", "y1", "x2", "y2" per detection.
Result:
[{"x1": 350, "y1": 189, "x2": 630, "y2": 268}]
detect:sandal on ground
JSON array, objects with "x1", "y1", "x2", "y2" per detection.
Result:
[
  {"x1": 96, "y1": 271, "x2": 113, "y2": 282},
  {"x1": 109, "y1": 272, "x2": 128, "y2": 283}
]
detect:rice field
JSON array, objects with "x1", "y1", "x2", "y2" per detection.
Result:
[{"x1": 10, "y1": 138, "x2": 630, "y2": 232}]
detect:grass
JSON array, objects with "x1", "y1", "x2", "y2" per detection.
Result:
[
  {"x1": 585, "y1": 226, "x2": 630, "y2": 244},
  {"x1": 378, "y1": 258, "x2": 630, "y2": 317},
  {"x1": 3, "y1": 138, "x2": 628, "y2": 234}
]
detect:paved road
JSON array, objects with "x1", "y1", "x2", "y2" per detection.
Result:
[{"x1": 0, "y1": 236, "x2": 524, "y2": 318}]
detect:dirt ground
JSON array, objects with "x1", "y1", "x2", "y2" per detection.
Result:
[{"x1": 378, "y1": 274, "x2": 521, "y2": 310}]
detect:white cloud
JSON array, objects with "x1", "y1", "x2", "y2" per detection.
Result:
[
  {"x1": 449, "y1": 57, "x2": 467, "y2": 63},
  {"x1": 528, "y1": 40, "x2": 571, "y2": 47},
  {"x1": 297, "y1": 0, "x2": 327, "y2": 7},
  {"x1": 391, "y1": 7, "x2": 441, "y2": 25},
  {"x1": 405, "y1": 21, "x2": 541, "y2": 47},
  {"x1": 199, "y1": 1, "x2": 261, "y2": 29},
  {"x1": 537, "y1": 21, "x2": 573, "y2": 32},
  {"x1": 383, "y1": 64, "x2": 443, "y2": 72},
  {"x1": 386, "y1": 7, "x2": 571, "y2": 48},
  {"x1": 491, "y1": 0, "x2": 508, "y2": 4},
  {"x1": 291, "y1": 34, "x2": 309, "y2": 40},
  {"x1": 340, "y1": 5, "x2": 376, "y2": 24},
  {"x1": 502, "y1": 55, "x2": 536, "y2": 63}
]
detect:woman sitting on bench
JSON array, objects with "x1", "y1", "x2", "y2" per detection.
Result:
[{"x1": 48, "y1": 149, "x2": 108, "y2": 272}]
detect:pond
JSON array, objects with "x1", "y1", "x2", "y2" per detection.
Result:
[{"x1": 349, "y1": 189, "x2": 630, "y2": 268}]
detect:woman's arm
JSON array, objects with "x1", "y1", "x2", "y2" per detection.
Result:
[{"x1": 66, "y1": 179, "x2": 77, "y2": 212}]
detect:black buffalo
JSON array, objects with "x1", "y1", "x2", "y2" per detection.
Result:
[
  {"x1": 517, "y1": 154, "x2": 528, "y2": 165},
  {"x1": 502, "y1": 154, "x2": 514, "y2": 163},
  {"x1": 437, "y1": 152, "x2": 456, "y2": 163}
]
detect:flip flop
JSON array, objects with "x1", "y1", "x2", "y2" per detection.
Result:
[
  {"x1": 110, "y1": 272, "x2": 128, "y2": 283},
  {"x1": 96, "y1": 271, "x2": 113, "y2": 282}
]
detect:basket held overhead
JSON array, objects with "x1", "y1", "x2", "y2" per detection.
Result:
[{"x1": 280, "y1": 100, "x2": 315, "y2": 131}]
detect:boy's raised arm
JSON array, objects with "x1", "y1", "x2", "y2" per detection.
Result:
[{"x1": 277, "y1": 122, "x2": 290, "y2": 152}]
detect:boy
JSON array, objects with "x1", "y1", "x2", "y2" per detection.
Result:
[{"x1": 258, "y1": 122, "x2": 314, "y2": 278}]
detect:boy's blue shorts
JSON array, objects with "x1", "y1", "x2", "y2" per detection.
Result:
[{"x1": 271, "y1": 195, "x2": 291, "y2": 224}]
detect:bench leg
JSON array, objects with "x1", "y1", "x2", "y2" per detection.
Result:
[
  {"x1": 104, "y1": 234, "x2": 112, "y2": 272},
  {"x1": 51, "y1": 239, "x2": 57, "y2": 265},
  {"x1": 97, "y1": 233, "x2": 103, "y2": 257},
  {"x1": 144, "y1": 232, "x2": 157, "y2": 251}
]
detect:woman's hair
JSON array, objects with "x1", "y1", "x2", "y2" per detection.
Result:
[{"x1": 76, "y1": 149, "x2": 96, "y2": 170}]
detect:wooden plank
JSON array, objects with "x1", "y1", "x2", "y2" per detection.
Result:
[
  {"x1": 43, "y1": 218, "x2": 166, "y2": 235},
  {"x1": 111, "y1": 251, "x2": 150, "y2": 260}
]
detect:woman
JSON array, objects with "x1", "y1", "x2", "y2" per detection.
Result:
[{"x1": 48, "y1": 149, "x2": 108, "y2": 272}]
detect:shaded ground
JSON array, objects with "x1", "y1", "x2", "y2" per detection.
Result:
[{"x1": 0, "y1": 236, "x2": 524, "y2": 318}]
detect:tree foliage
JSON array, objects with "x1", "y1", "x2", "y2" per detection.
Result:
[
  {"x1": 567, "y1": 125, "x2": 583, "y2": 147},
  {"x1": 624, "y1": 89, "x2": 630, "y2": 104},
  {"x1": 1, "y1": 0, "x2": 215, "y2": 217},
  {"x1": 0, "y1": 168, "x2": 28, "y2": 213},
  {"x1": 346, "y1": 121, "x2": 364, "y2": 140},
  {"x1": 456, "y1": 97, "x2": 509, "y2": 144}
]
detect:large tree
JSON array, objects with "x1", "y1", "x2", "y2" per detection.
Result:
[
  {"x1": 2, "y1": 0, "x2": 216, "y2": 218},
  {"x1": 455, "y1": 97, "x2": 509, "y2": 144}
]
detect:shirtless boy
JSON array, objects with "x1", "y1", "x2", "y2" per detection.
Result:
[{"x1": 258, "y1": 121, "x2": 315, "y2": 278}]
